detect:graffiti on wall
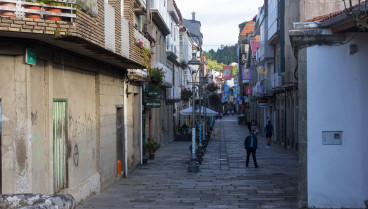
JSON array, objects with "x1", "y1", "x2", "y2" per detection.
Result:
[
  {"x1": 69, "y1": 114, "x2": 94, "y2": 143},
  {"x1": 73, "y1": 143, "x2": 84, "y2": 166},
  {"x1": 69, "y1": 113, "x2": 93, "y2": 167}
]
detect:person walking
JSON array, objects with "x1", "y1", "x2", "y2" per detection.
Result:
[
  {"x1": 244, "y1": 130, "x2": 258, "y2": 168},
  {"x1": 251, "y1": 120, "x2": 258, "y2": 137},
  {"x1": 264, "y1": 120, "x2": 273, "y2": 148}
]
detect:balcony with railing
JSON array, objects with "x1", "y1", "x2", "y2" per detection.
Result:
[
  {"x1": 166, "y1": 36, "x2": 178, "y2": 62},
  {"x1": 150, "y1": 0, "x2": 170, "y2": 36},
  {"x1": 128, "y1": 68, "x2": 148, "y2": 82},
  {"x1": 258, "y1": 42, "x2": 274, "y2": 63},
  {"x1": 134, "y1": 0, "x2": 146, "y2": 15},
  {"x1": 0, "y1": 0, "x2": 144, "y2": 69},
  {"x1": 167, "y1": 0, "x2": 179, "y2": 23}
]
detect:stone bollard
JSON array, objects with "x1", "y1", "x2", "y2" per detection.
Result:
[{"x1": 0, "y1": 193, "x2": 76, "y2": 209}]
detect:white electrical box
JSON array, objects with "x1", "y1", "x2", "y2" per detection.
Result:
[{"x1": 322, "y1": 131, "x2": 343, "y2": 145}]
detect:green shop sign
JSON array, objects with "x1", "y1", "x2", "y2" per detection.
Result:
[
  {"x1": 145, "y1": 99, "x2": 161, "y2": 108},
  {"x1": 25, "y1": 48, "x2": 36, "y2": 65},
  {"x1": 147, "y1": 89, "x2": 159, "y2": 97}
]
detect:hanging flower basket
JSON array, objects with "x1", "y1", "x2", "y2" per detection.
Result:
[
  {"x1": 147, "y1": 68, "x2": 165, "y2": 86},
  {"x1": 181, "y1": 88, "x2": 192, "y2": 100}
]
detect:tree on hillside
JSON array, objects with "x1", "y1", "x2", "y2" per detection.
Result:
[
  {"x1": 204, "y1": 44, "x2": 238, "y2": 65},
  {"x1": 204, "y1": 44, "x2": 239, "y2": 76}
]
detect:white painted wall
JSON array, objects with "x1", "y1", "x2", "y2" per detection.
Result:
[{"x1": 307, "y1": 33, "x2": 368, "y2": 208}]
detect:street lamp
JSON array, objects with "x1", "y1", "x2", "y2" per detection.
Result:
[{"x1": 187, "y1": 47, "x2": 202, "y2": 172}]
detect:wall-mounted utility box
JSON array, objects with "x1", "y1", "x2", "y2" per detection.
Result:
[{"x1": 322, "y1": 131, "x2": 343, "y2": 145}]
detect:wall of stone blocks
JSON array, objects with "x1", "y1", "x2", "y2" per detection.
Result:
[
  {"x1": 97, "y1": 71, "x2": 125, "y2": 191},
  {"x1": 126, "y1": 84, "x2": 141, "y2": 170},
  {"x1": 0, "y1": 17, "x2": 77, "y2": 35}
]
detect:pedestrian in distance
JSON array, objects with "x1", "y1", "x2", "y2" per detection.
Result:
[
  {"x1": 244, "y1": 130, "x2": 258, "y2": 168},
  {"x1": 251, "y1": 120, "x2": 258, "y2": 137},
  {"x1": 264, "y1": 120, "x2": 273, "y2": 148},
  {"x1": 247, "y1": 121, "x2": 252, "y2": 132}
]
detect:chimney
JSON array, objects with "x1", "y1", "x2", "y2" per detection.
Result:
[{"x1": 192, "y1": 11, "x2": 196, "y2": 20}]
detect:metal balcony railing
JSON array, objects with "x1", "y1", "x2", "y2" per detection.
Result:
[{"x1": 0, "y1": 0, "x2": 76, "y2": 21}]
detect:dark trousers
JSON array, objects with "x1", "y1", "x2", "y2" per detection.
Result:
[{"x1": 246, "y1": 149, "x2": 258, "y2": 167}]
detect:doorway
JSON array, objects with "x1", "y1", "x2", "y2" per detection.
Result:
[
  {"x1": 116, "y1": 106, "x2": 124, "y2": 175},
  {"x1": 53, "y1": 99, "x2": 68, "y2": 192}
]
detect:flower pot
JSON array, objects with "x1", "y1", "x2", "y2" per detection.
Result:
[
  {"x1": 0, "y1": 2, "x2": 16, "y2": 17},
  {"x1": 151, "y1": 76, "x2": 159, "y2": 82},
  {"x1": 149, "y1": 154, "x2": 155, "y2": 160},
  {"x1": 45, "y1": 7, "x2": 62, "y2": 21},
  {"x1": 143, "y1": 158, "x2": 148, "y2": 165},
  {"x1": 24, "y1": 5, "x2": 41, "y2": 19}
]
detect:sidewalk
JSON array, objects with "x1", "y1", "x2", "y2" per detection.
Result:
[{"x1": 78, "y1": 115, "x2": 298, "y2": 209}]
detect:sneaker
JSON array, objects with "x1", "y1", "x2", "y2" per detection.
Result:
[{"x1": 255, "y1": 165, "x2": 259, "y2": 168}]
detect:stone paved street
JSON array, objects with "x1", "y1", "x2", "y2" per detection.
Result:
[{"x1": 78, "y1": 115, "x2": 298, "y2": 209}]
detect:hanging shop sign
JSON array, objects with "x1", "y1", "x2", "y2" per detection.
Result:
[
  {"x1": 147, "y1": 89, "x2": 159, "y2": 97},
  {"x1": 258, "y1": 98, "x2": 269, "y2": 108},
  {"x1": 235, "y1": 86, "x2": 240, "y2": 95},
  {"x1": 25, "y1": 48, "x2": 36, "y2": 65},
  {"x1": 257, "y1": 66, "x2": 268, "y2": 75},
  {"x1": 221, "y1": 94, "x2": 226, "y2": 103},
  {"x1": 222, "y1": 65, "x2": 233, "y2": 80},
  {"x1": 145, "y1": 99, "x2": 161, "y2": 108},
  {"x1": 257, "y1": 85, "x2": 263, "y2": 95},
  {"x1": 241, "y1": 67, "x2": 251, "y2": 80},
  {"x1": 223, "y1": 85, "x2": 230, "y2": 94},
  {"x1": 245, "y1": 86, "x2": 252, "y2": 96}
]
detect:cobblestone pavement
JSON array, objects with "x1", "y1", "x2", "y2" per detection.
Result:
[{"x1": 78, "y1": 115, "x2": 298, "y2": 209}]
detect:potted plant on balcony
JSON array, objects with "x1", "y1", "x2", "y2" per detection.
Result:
[
  {"x1": 206, "y1": 83, "x2": 218, "y2": 92},
  {"x1": 0, "y1": 1, "x2": 16, "y2": 17},
  {"x1": 143, "y1": 137, "x2": 160, "y2": 160},
  {"x1": 147, "y1": 67, "x2": 165, "y2": 85},
  {"x1": 22, "y1": 0, "x2": 48, "y2": 19},
  {"x1": 180, "y1": 88, "x2": 192, "y2": 100},
  {"x1": 44, "y1": 1, "x2": 63, "y2": 21}
]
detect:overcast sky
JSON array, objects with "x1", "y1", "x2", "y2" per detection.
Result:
[{"x1": 175, "y1": 0, "x2": 264, "y2": 52}]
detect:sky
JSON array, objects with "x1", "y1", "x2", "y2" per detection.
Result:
[{"x1": 175, "y1": 0, "x2": 264, "y2": 52}]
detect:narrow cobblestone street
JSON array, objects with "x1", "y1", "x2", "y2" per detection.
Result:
[{"x1": 78, "y1": 116, "x2": 298, "y2": 209}]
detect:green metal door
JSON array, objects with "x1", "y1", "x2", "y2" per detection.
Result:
[{"x1": 53, "y1": 99, "x2": 68, "y2": 192}]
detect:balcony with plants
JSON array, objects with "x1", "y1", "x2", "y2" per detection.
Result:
[
  {"x1": 129, "y1": 28, "x2": 153, "y2": 81},
  {"x1": 0, "y1": 0, "x2": 145, "y2": 69}
]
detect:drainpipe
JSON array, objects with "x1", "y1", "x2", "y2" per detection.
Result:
[
  {"x1": 173, "y1": 62, "x2": 176, "y2": 141},
  {"x1": 280, "y1": 0, "x2": 287, "y2": 149},
  {"x1": 123, "y1": 80, "x2": 129, "y2": 176},
  {"x1": 140, "y1": 86, "x2": 143, "y2": 165},
  {"x1": 284, "y1": 88, "x2": 287, "y2": 149},
  {"x1": 280, "y1": 0, "x2": 285, "y2": 73}
]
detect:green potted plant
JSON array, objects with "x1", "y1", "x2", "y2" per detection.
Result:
[
  {"x1": 143, "y1": 137, "x2": 160, "y2": 160},
  {"x1": 180, "y1": 88, "x2": 192, "y2": 100},
  {"x1": 147, "y1": 68, "x2": 165, "y2": 86}
]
